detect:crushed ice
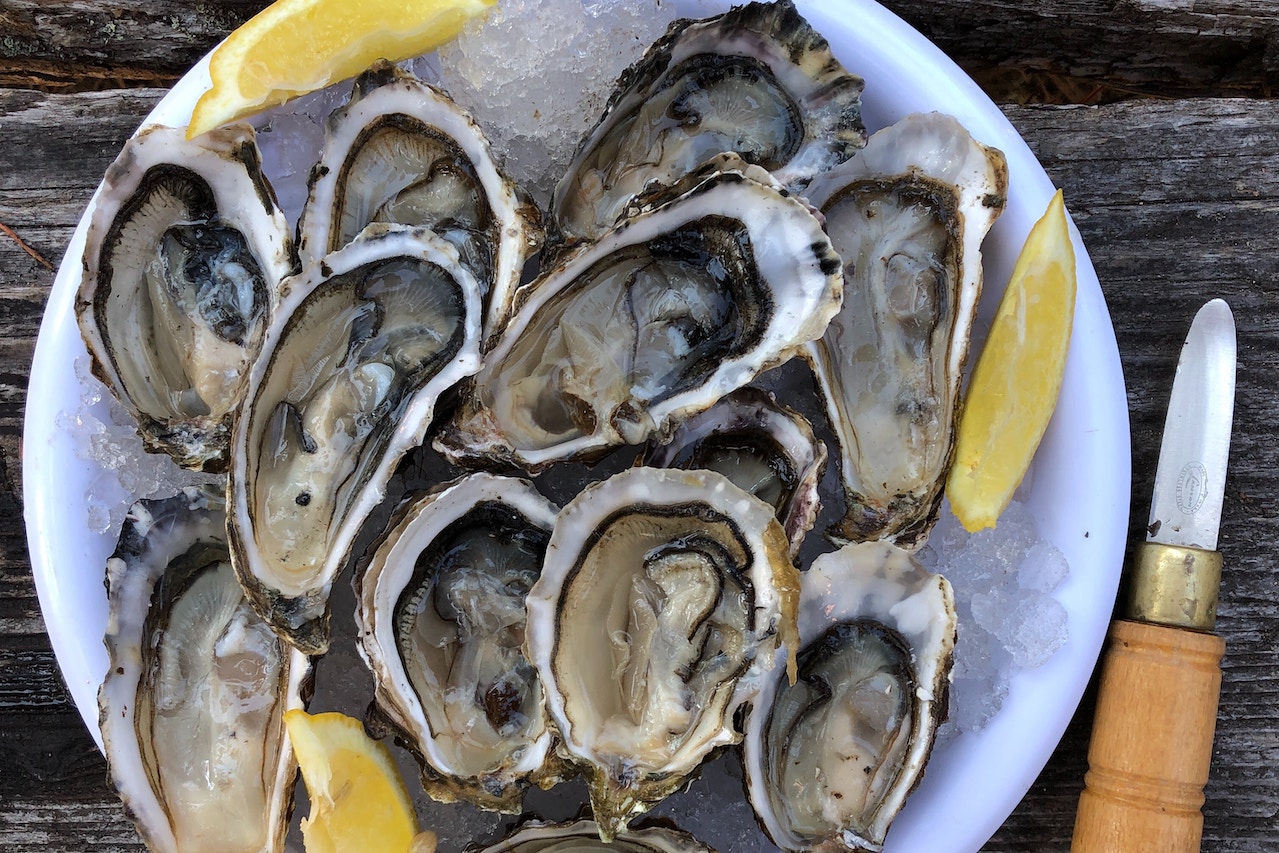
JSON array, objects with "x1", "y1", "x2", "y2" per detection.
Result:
[
  {"x1": 430, "y1": 0, "x2": 717, "y2": 206},
  {"x1": 922, "y1": 498, "x2": 1070, "y2": 738},
  {"x1": 59, "y1": 357, "x2": 221, "y2": 535}
]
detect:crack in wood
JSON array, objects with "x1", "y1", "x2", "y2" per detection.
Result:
[
  {"x1": 0, "y1": 58, "x2": 178, "y2": 94},
  {"x1": 0, "y1": 224, "x2": 53, "y2": 272}
]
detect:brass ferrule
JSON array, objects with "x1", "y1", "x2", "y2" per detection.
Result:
[{"x1": 1126, "y1": 542, "x2": 1223, "y2": 631}]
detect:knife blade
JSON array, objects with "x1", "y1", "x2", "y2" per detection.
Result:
[
  {"x1": 1147, "y1": 298, "x2": 1235, "y2": 551},
  {"x1": 1072, "y1": 299, "x2": 1236, "y2": 853}
]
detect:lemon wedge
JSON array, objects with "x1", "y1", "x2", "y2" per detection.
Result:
[
  {"x1": 947, "y1": 189, "x2": 1077, "y2": 532},
  {"x1": 188, "y1": 0, "x2": 496, "y2": 138},
  {"x1": 284, "y1": 709, "x2": 423, "y2": 853}
]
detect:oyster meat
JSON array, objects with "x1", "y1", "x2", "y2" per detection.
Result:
[
  {"x1": 551, "y1": 0, "x2": 865, "y2": 246},
  {"x1": 742, "y1": 541, "x2": 957, "y2": 852},
  {"x1": 436, "y1": 161, "x2": 843, "y2": 474},
  {"x1": 356, "y1": 473, "x2": 560, "y2": 812},
  {"x1": 642, "y1": 385, "x2": 827, "y2": 557},
  {"x1": 98, "y1": 485, "x2": 311, "y2": 853},
  {"x1": 804, "y1": 112, "x2": 1008, "y2": 547},
  {"x1": 229, "y1": 225, "x2": 482, "y2": 653},
  {"x1": 525, "y1": 466, "x2": 799, "y2": 839},
  {"x1": 298, "y1": 62, "x2": 542, "y2": 341},
  {"x1": 77, "y1": 124, "x2": 295, "y2": 472}
]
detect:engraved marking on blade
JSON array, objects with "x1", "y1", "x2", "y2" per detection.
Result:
[{"x1": 1176, "y1": 461, "x2": 1208, "y2": 515}]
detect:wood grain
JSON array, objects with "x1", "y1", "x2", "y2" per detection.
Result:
[
  {"x1": 880, "y1": 0, "x2": 1279, "y2": 100},
  {"x1": 3, "y1": 0, "x2": 1279, "y2": 100},
  {"x1": 1, "y1": 89, "x2": 1278, "y2": 850},
  {"x1": 0, "y1": 0, "x2": 261, "y2": 87}
]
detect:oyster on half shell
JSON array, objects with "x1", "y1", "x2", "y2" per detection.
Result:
[
  {"x1": 298, "y1": 61, "x2": 542, "y2": 342},
  {"x1": 356, "y1": 473, "x2": 561, "y2": 812},
  {"x1": 642, "y1": 385, "x2": 827, "y2": 558},
  {"x1": 230, "y1": 225, "x2": 481, "y2": 654},
  {"x1": 525, "y1": 467, "x2": 800, "y2": 840},
  {"x1": 551, "y1": 0, "x2": 865, "y2": 247},
  {"x1": 77, "y1": 124, "x2": 295, "y2": 472},
  {"x1": 436, "y1": 160, "x2": 843, "y2": 474},
  {"x1": 99, "y1": 485, "x2": 311, "y2": 853},
  {"x1": 805, "y1": 112, "x2": 1008, "y2": 548},
  {"x1": 742, "y1": 541, "x2": 957, "y2": 852}
]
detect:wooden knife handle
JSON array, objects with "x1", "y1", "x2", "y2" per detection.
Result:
[{"x1": 1071, "y1": 619, "x2": 1225, "y2": 853}]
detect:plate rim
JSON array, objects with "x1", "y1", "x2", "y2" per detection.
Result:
[{"x1": 22, "y1": 1, "x2": 1131, "y2": 851}]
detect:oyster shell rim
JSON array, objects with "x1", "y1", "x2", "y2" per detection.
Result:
[
  {"x1": 228, "y1": 224, "x2": 483, "y2": 655},
  {"x1": 97, "y1": 484, "x2": 313, "y2": 853},
  {"x1": 741, "y1": 540, "x2": 958, "y2": 853},
  {"x1": 803, "y1": 111, "x2": 1010, "y2": 549},
  {"x1": 74, "y1": 122, "x2": 297, "y2": 474},
  {"x1": 436, "y1": 163, "x2": 844, "y2": 475},
  {"x1": 525, "y1": 465, "x2": 800, "y2": 839},
  {"x1": 354, "y1": 471, "x2": 564, "y2": 813},
  {"x1": 548, "y1": 0, "x2": 867, "y2": 248},
  {"x1": 296, "y1": 60, "x2": 544, "y2": 347}
]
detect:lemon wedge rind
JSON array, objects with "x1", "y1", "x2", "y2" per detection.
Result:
[
  {"x1": 284, "y1": 709, "x2": 420, "y2": 853},
  {"x1": 188, "y1": 0, "x2": 496, "y2": 139},
  {"x1": 947, "y1": 189, "x2": 1078, "y2": 532}
]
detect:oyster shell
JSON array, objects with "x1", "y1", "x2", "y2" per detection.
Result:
[
  {"x1": 77, "y1": 124, "x2": 295, "y2": 472},
  {"x1": 642, "y1": 385, "x2": 826, "y2": 557},
  {"x1": 473, "y1": 818, "x2": 716, "y2": 853},
  {"x1": 298, "y1": 62, "x2": 542, "y2": 341},
  {"x1": 436, "y1": 162, "x2": 843, "y2": 474},
  {"x1": 99, "y1": 485, "x2": 311, "y2": 853},
  {"x1": 742, "y1": 541, "x2": 957, "y2": 852},
  {"x1": 804, "y1": 112, "x2": 1008, "y2": 547},
  {"x1": 525, "y1": 466, "x2": 800, "y2": 839},
  {"x1": 356, "y1": 473, "x2": 561, "y2": 812},
  {"x1": 229, "y1": 225, "x2": 482, "y2": 654},
  {"x1": 551, "y1": 0, "x2": 865, "y2": 246}
]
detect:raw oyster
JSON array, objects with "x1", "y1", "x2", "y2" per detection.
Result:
[
  {"x1": 99, "y1": 485, "x2": 311, "y2": 853},
  {"x1": 473, "y1": 818, "x2": 716, "y2": 853},
  {"x1": 551, "y1": 0, "x2": 865, "y2": 246},
  {"x1": 356, "y1": 473, "x2": 560, "y2": 812},
  {"x1": 229, "y1": 225, "x2": 482, "y2": 654},
  {"x1": 298, "y1": 61, "x2": 541, "y2": 341},
  {"x1": 805, "y1": 112, "x2": 1008, "y2": 547},
  {"x1": 525, "y1": 466, "x2": 800, "y2": 839},
  {"x1": 742, "y1": 541, "x2": 957, "y2": 852},
  {"x1": 77, "y1": 124, "x2": 295, "y2": 472},
  {"x1": 642, "y1": 385, "x2": 826, "y2": 557},
  {"x1": 436, "y1": 161, "x2": 843, "y2": 474}
]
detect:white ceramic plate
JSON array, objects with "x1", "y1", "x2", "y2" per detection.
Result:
[{"x1": 23, "y1": 1, "x2": 1130, "y2": 850}]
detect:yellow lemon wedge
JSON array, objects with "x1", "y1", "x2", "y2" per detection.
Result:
[
  {"x1": 284, "y1": 709, "x2": 423, "y2": 853},
  {"x1": 188, "y1": 0, "x2": 496, "y2": 139},
  {"x1": 947, "y1": 189, "x2": 1077, "y2": 532}
]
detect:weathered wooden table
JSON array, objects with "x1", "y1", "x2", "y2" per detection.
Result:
[{"x1": 2, "y1": 1, "x2": 1277, "y2": 850}]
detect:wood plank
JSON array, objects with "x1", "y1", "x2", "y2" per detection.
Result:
[
  {"x1": 4, "y1": 0, "x2": 1279, "y2": 100},
  {"x1": 882, "y1": 0, "x2": 1279, "y2": 101},
  {"x1": 2, "y1": 89, "x2": 1278, "y2": 850},
  {"x1": 0, "y1": 0, "x2": 260, "y2": 88},
  {"x1": 0, "y1": 88, "x2": 165, "y2": 303}
]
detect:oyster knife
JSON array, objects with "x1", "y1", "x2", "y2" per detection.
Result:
[{"x1": 1072, "y1": 299, "x2": 1236, "y2": 853}]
